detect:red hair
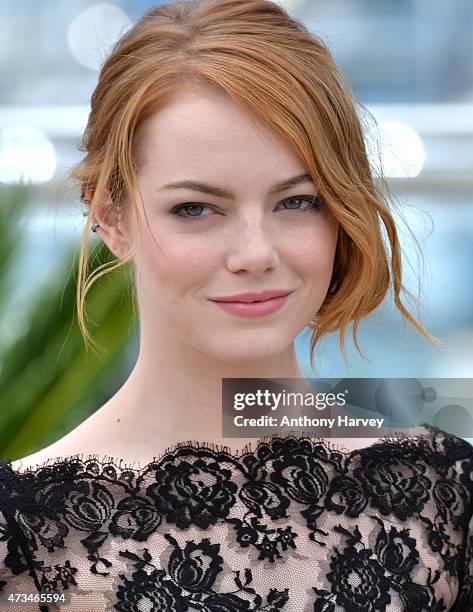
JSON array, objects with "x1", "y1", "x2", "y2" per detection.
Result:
[{"x1": 67, "y1": 0, "x2": 441, "y2": 365}]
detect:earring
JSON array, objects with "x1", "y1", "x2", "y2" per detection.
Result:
[
  {"x1": 81, "y1": 192, "x2": 123, "y2": 233},
  {"x1": 81, "y1": 192, "x2": 101, "y2": 232}
]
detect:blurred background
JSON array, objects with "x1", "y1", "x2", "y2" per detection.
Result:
[{"x1": 0, "y1": 0, "x2": 472, "y2": 459}]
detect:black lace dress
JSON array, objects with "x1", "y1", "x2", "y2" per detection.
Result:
[{"x1": 0, "y1": 423, "x2": 472, "y2": 611}]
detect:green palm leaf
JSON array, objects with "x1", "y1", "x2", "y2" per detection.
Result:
[{"x1": 0, "y1": 187, "x2": 136, "y2": 460}]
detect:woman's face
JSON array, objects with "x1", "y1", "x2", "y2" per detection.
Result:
[{"x1": 120, "y1": 84, "x2": 339, "y2": 363}]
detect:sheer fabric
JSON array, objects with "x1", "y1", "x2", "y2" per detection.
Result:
[{"x1": 0, "y1": 423, "x2": 472, "y2": 611}]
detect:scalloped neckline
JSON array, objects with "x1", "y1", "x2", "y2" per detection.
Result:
[{"x1": 2, "y1": 424, "x2": 440, "y2": 476}]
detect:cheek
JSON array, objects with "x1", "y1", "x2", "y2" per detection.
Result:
[
  {"x1": 288, "y1": 223, "x2": 338, "y2": 274},
  {"x1": 138, "y1": 236, "x2": 215, "y2": 292}
]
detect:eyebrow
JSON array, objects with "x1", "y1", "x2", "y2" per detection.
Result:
[{"x1": 159, "y1": 173, "x2": 314, "y2": 200}]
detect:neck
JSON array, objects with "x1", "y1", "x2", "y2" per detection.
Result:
[{"x1": 103, "y1": 330, "x2": 308, "y2": 445}]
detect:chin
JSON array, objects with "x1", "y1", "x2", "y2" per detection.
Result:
[{"x1": 204, "y1": 338, "x2": 293, "y2": 365}]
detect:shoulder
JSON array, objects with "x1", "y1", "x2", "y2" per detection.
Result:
[
  {"x1": 425, "y1": 423, "x2": 473, "y2": 462},
  {"x1": 7, "y1": 398, "x2": 133, "y2": 474},
  {"x1": 352, "y1": 423, "x2": 473, "y2": 465},
  {"x1": 8, "y1": 442, "x2": 70, "y2": 474},
  {"x1": 399, "y1": 422, "x2": 473, "y2": 460},
  {"x1": 7, "y1": 424, "x2": 96, "y2": 474}
]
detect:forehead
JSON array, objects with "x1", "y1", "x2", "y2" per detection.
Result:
[{"x1": 135, "y1": 85, "x2": 307, "y2": 181}]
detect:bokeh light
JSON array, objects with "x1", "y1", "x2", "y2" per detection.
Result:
[
  {"x1": 0, "y1": 124, "x2": 57, "y2": 184},
  {"x1": 67, "y1": 3, "x2": 132, "y2": 71},
  {"x1": 378, "y1": 120, "x2": 426, "y2": 178}
]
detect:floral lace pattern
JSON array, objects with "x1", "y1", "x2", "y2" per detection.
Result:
[{"x1": 0, "y1": 424, "x2": 472, "y2": 611}]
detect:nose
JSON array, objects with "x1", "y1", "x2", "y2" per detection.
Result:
[{"x1": 225, "y1": 214, "x2": 280, "y2": 274}]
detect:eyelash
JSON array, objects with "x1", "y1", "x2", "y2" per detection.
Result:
[{"x1": 171, "y1": 195, "x2": 322, "y2": 220}]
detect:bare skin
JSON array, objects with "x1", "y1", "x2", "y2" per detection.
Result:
[{"x1": 11, "y1": 83, "x2": 415, "y2": 474}]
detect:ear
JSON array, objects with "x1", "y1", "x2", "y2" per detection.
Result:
[{"x1": 85, "y1": 189, "x2": 131, "y2": 260}]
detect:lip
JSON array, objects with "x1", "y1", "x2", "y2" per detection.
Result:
[
  {"x1": 210, "y1": 289, "x2": 293, "y2": 303},
  {"x1": 210, "y1": 292, "x2": 292, "y2": 318}
]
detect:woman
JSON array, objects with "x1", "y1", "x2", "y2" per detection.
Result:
[{"x1": 1, "y1": 1, "x2": 472, "y2": 610}]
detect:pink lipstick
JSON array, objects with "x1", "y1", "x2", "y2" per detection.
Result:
[{"x1": 209, "y1": 289, "x2": 293, "y2": 318}]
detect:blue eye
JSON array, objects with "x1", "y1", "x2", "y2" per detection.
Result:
[
  {"x1": 171, "y1": 196, "x2": 322, "y2": 220},
  {"x1": 281, "y1": 196, "x2": 322, "y2": 212},
  {"x1": 172, "y1": 203, "x2": 212, "y2": 219}
]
